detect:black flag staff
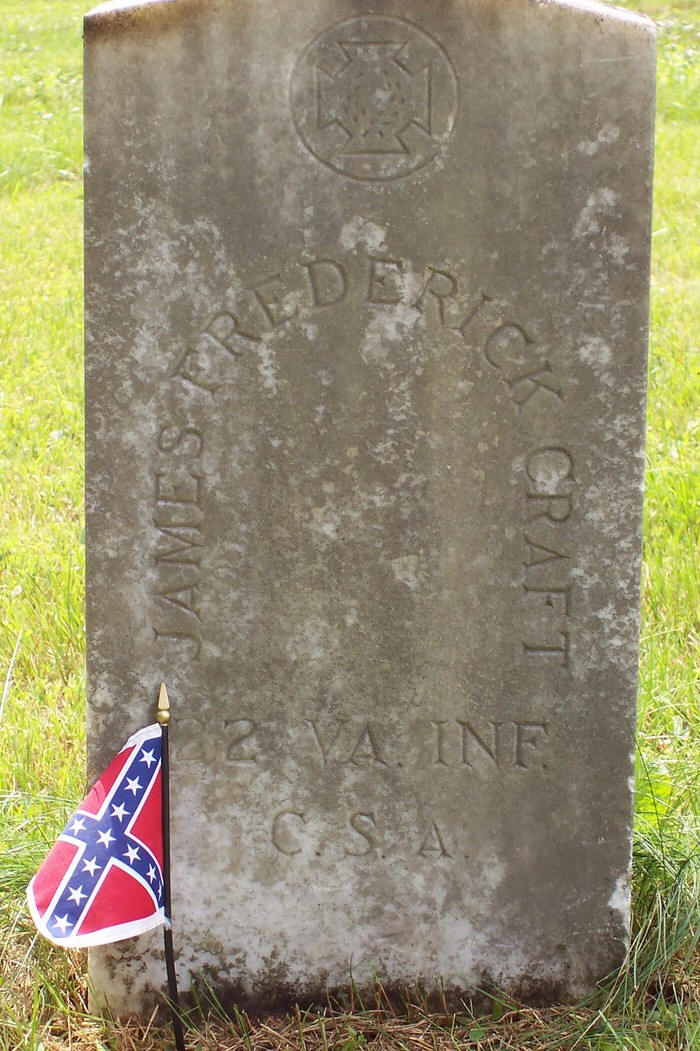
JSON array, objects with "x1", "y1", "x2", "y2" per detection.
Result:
[{"x1": 157, "y1": 683, "x2": 187, "y2": 1051}]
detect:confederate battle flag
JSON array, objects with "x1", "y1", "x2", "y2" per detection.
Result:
[{"x1": 27, "y1": 724, "x2": 167, "y2": 947}]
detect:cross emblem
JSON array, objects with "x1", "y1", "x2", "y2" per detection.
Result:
[{"x1": 316, "y1": 41, "x2": 432, "y2": 156}]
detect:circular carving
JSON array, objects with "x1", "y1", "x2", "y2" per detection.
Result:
[{"x1": 290, "y1": 17, "x2": 458, "y2": 182}]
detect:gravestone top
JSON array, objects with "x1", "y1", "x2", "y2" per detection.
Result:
[{"x1": 84, "y1": 0, "x2": 655, "y2": 1014}]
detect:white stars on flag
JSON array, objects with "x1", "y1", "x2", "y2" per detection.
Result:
[
  {"x1": 82, "y1": 856, "x2": 100, "y2": 877},
  {"x1": 125, "y1": 776, "x2": 142, "y2": 795},
  {"x1": 67, "y1": 885, "x2": 87, "y2": 906},
  {"x1": 139, "y1": 749, "x2": 156, "y2": 769},
  {"x1": 110, "y1": 802, "x2": 129, "y2": 822}
]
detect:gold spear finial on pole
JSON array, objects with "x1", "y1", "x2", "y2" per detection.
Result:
[{"x1": 156, "y1": 682, "x2": 170, "y2": 726}]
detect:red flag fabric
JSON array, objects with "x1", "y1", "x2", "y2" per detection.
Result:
[{"x1": 27, "y1": 724, "x2": 167, "y2": 948}]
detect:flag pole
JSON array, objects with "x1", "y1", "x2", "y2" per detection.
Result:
[{"x1": 156, "y1": 683, "x2": 186, "y2": 1051}]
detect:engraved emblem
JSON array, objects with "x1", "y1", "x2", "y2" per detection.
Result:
[{"x1": 290, "y1": 17, "x2": 458, "y2": 181}]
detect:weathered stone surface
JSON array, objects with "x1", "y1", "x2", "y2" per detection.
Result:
[{"x1": 84, "y1": 0, "x2": 656, "y2": 1013}]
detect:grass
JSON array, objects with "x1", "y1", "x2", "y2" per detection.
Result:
[{"x1": 0, "y1": 0, "x2": 698, "y2": 1047}]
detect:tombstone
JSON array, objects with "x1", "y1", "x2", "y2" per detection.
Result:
[{"x1": 84, "y1": 0, "x2": 656, "y2": 1013}]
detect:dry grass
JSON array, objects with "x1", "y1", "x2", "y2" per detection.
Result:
[{"x1": 18, "y1": 987, "x2": 700, "y2": 1051}]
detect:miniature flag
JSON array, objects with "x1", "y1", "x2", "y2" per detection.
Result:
[{"x1": 27, "y1": 724, "x2": 167, "y2": 948}]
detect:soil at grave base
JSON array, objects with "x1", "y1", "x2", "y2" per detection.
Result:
[{"x1": 134, "y1": 972, "x2": 580, "y2": 1023}]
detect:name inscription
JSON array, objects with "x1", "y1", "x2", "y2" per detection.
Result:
[
  {"x1": 156, "y1": 239, "x2": 585, "y2": 678},
  {"x1": 171, "y1": 248, "x2": 563, "y2": 414},
  {"x1": 519, "y1": 446, "x2": 576, "y2": 667},
  {"x1": 152, "y1": 422, "x2": 205, "y2": 660}
]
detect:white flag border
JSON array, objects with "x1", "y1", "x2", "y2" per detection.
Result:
[{"x1": 26, "y1": 884, "x2": 168, "y2": 948}]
